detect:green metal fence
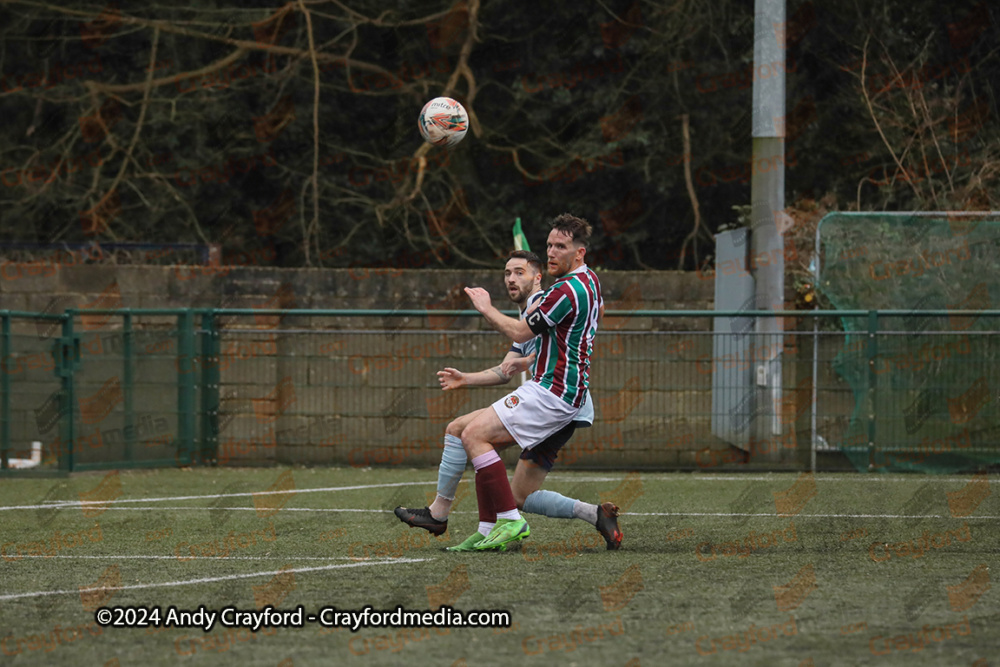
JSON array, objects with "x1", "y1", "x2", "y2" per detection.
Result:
[{"x1": 1, "y1": 308, "x2": 997, "y2": 474}]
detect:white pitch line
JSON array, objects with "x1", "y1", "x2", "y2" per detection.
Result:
[
  {"x1": 3, "y1": 555, "x2": 383, "y2": 561},
  {"x1": 0, "y1": 557, "x2": 433, "y2": 602},
  {"x1": 28, "y1": 506, "x2": 997, "y2": 520},
  {"x1": 0, "y1": 480, "x2": 439, "y2": 512},
  {"x1": 2, "y1": 473, "x2": 994, "y2": 513},
  {"x1": 622, "y1": 511, "x2": 998, "y2": 519}
]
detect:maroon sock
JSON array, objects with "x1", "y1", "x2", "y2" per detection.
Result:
[
  {"x1": 472, "y1": 450, "x2": 500, "y2": 522},
  {"x1": 475, "y1": 460, "x2": 517, "y2": 515},
  {"x1": 475, "y1": 471, "x2": 497, "y2": 523}
]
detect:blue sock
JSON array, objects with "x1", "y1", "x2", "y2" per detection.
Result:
[
  {"x1": 436, "y1": 434, "x2": 467, "y2": 500},
  {"x1": 522, "y1": 489, "x2": 576, "y2": 519}
]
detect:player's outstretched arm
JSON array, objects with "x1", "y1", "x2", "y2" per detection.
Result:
[
  {"x1": 464, "y1": 286, "x2": 534, "y2": 343},
  {"x1": 437, "y1": 351, "x2": 524, "y2": 390},
  {"x1": 500, "y1": 352, "x2": 535, "y2": 378}
]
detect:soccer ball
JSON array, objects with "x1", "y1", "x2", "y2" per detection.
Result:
[{"x1": 418, "y1": 97, "x2": 469, "y2": 147}]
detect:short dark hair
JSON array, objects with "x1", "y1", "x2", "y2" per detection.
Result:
[
  {"x1": 550, "y1": 213, "x2": 593, "y2": 248},
  {"x1": 508, "y1": 249, "x2": 543, "y2": 274}
]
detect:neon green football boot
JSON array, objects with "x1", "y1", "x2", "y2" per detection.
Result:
[
  {"x1": 445, "y1": 532, "x2": 485, "y2": 552},
  {"x1": 474, "y1": 518, "x2": 530, "y2": 551}
]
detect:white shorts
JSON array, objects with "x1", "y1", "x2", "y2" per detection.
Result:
[{"x1": 491, "y1": 381, "x2": 580, "y2": 451}]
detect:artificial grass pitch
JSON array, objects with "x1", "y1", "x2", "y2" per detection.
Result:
[{"x1": 0, "y1": 466, "x2": 995, "y2": 666}]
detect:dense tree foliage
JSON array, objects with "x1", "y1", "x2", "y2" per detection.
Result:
[{"x1": 0, "y1": 0, "x2": 996, "y2": 271}]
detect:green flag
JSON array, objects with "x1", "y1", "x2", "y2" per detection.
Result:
[{"x1": 513, "y1": 217, "x2": 530, "y2": 251}]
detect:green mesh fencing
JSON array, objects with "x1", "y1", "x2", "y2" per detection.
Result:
[{"x1": 817, "y1": 212, "x2": 1000, "y2": 473}]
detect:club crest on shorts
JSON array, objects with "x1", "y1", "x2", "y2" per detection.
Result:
[{"x1": 504, "y1": 395, "x2": 520, "y2": 409}]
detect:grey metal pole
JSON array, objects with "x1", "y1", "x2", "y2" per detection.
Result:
[{"x1": 751, "y1": 0, "x2": 786, "y2": 460}]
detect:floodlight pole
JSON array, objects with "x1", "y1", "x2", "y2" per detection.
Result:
[{"x1": 751, "y1": 0, "x2": 786, "y2": 458}]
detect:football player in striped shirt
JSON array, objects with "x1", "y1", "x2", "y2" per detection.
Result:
[
  {"x1": 461, "y1": 214, "x2": 612, "y2": 551},
  {"x1": 394, "y1": 249, "x2": 621, "y2": 550}
]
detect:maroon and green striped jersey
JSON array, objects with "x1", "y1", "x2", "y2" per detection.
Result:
[{"x1": 528, "y1": 265, "x2": 603, "y2": 407}]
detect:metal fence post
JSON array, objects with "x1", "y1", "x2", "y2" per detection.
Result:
[
  {"x1": 1, "y1": 313, "x2": 9, "y2": 469},
  {"x1": 123, "y1": 310, "x2": 135, "y2": 463},
  {"x1": 866, "y1": 309, "x2": 879, "y2": 470},
  {"x1": 59, "y1": 310, "x2": 78, "y2": 472},
  {"x1": 176, "y1": 310, "x2": 196, "y2": 465},
  {"x1": 200, "y1": 310, "x2": 220, "y2": 464}
]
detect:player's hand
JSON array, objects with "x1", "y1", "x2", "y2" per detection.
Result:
[
  {"x1": 464, "y1": 286, "x2": 493, "y2": 313},
  {"x1": 500, "y1": 352, "x2": 535, "y2": 378},
  {"x1": 437, "y1": 368, "x2": 465, "y2": 390}
]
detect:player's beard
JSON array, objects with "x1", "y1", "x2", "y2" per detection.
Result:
[{"x1": 508, "y1": 282, "x2": 530, "y2": 305}]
